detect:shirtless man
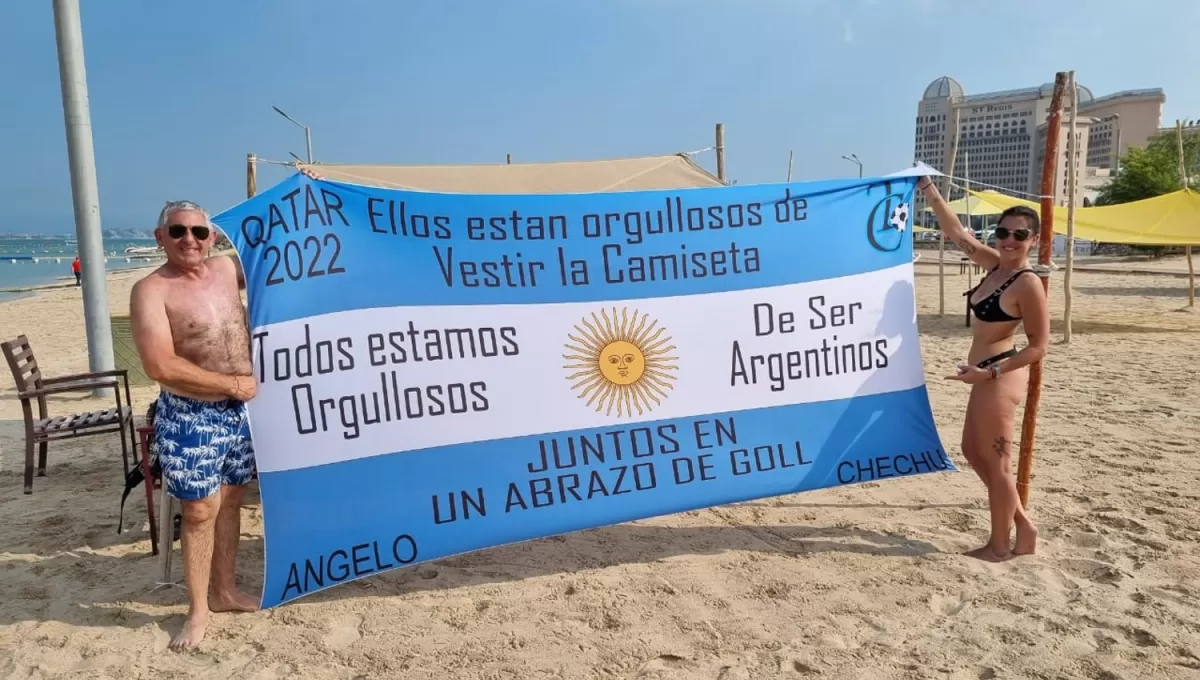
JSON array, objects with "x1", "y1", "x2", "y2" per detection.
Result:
[{"x1": 130, "y1": 200, "x2": 259, "y2": 650}]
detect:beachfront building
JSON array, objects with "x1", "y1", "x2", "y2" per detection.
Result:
[{"x1": 914, "y1": 77, "x2": 1165, "y2": 207}]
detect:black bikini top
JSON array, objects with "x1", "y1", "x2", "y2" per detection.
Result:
[{"x1": 966, "y1": 268, "x2": 1034, "y2": 322}]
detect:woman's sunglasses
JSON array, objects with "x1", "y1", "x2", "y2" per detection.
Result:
[
  {"x1": 166, "y1": 224, "x2": 211, "y2": 241},
  {"x1": 994, "y1": 226, "x2": 1031, "y2": 242}
]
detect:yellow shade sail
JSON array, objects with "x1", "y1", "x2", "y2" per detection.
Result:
[{"x1": 969, "y1": 188, "x2": 1200, "y2": 246}]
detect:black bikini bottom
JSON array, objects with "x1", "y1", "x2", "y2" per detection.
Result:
[{"x1": 976, "y1": 348, "x2": 1017, "y2": 369}]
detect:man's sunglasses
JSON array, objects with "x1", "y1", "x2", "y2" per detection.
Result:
[
  {"x1": 994, "y1": 226, "x2": 1031, "y2": 242},
  {"x1": 166, "y1": 224, "x2": 211, "y2": 240}
]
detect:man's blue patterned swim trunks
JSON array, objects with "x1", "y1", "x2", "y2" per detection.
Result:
[{"x1": 153, "y1": 390, "x2": 256, "y2": 501}]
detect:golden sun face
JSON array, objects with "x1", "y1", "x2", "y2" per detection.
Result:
[
  {"x1": 563, "y1": 307, "x2": 678, "y2": 417},
  {"x1": 599, "y1": 340, "x2": 644, "y2": 385}
]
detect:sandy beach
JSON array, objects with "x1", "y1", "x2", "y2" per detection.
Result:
[{"x1": 1, "y1": 259, "x2": 1198, "y2": 680}]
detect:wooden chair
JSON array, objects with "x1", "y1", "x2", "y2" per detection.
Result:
[
  {"x1": 2, "y1": 334, "x2": 136, "y2": 494},
  {"x1": 135, "y1": 426, "x2": 163, "y2": 554},
  {"x1": 133, "y1": 424, "x2": 180, "y2": 563}
]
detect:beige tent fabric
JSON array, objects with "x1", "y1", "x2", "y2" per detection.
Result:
[{"x1": 297, "y1": 154, "x2": 724, "y2": 194}]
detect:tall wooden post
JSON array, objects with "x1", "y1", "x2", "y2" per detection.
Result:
[
  {"x1": 1016, "y1": 72, "x2": 1068, "y2": 509},
  {"x1": 1178, "y1": 121, "x2": 1195, "y2": 307},
  {"x1": 1063, "y1": 72, "x2": 1079, "y2": 343},
  {"x1": 247, "y1": 153, "x2": 257, "y2": 198},
  {"x1": 715, "y1": 123, "x2": 726, "y2": 183},
  {"x1": 938, "y1": 107, "x2": 962, "y2": 316}
]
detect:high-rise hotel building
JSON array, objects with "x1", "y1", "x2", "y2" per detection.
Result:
[{"x1": 914, "y1": 77, "x2": 1165, "y2": 206}]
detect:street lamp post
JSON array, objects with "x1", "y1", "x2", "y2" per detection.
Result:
[
  {"x1": 1110, "y1": 113, "x2": 1121, "y2": 175},
  {"x1": 272, "y1": 105, "x2": 313, "y2": 163},
  {"x1": 841, "y1": 153, "x2": 863, "y2": 178}
]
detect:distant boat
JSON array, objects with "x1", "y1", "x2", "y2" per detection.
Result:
[{"x1": 124, "y1": 245, "x2": 162, "y2": 256}]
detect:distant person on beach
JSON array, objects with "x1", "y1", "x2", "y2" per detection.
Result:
[
  {"x1": 71, "y1": 256, "x2": 80, "y2": 286},
  {"x1": 918, "y1": 177, "x2": 1049, "y2": 562},
  {"x1": 129, "y1": 200, "x2": 258, "y2": 650}
]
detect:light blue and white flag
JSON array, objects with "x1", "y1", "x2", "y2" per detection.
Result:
[{"x1": 212, "y1": 172, "x2": 951, "y2": 608}]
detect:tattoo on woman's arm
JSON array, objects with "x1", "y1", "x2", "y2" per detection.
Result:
[{"x1": 955, "y1": 234, "x2": 977, "y2": 255}]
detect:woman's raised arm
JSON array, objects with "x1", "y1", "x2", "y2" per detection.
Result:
[{"x1": 917, "y1": 177, "x2": 1000, "y2": 270}]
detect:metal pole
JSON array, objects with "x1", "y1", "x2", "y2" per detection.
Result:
[
  {"x1": 272, "y1": 105, "x2": 313, "y2": 163},
  {"x1": 52, "y1": 0, "x2": 113, "y2": 396},
  {"x1": 786, "y1": 150, "x2": 794, "y2": 182},
  {"x1": 1017, "y1": 71, "x2": 1068, "y2": 510}
]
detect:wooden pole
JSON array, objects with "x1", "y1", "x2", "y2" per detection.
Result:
[
  {"x1": 715, "y1": 123, "x2": 726, "y2": 183},
  {"x1": 246, "y1": 152, "x2": 257, "y2": 198},
  {"x1": 964, "y1": 149, "x2": 971, "y2": 229},
  {"x1": 939, "y1": 107, "x2": 963, "y2": 316},
  {"x1": 962, "y1": 149, "x2": 973, "y2": 327},
  {"x1": 786, "y1": 149, "x2": 794, "y2": 182},
  {"x1": 1016, "y1": 71, "x2": 1068, "y2": 509},
  {"x1": 1188, "y1": 251, "x2": 1195, "y2": 308},
  {"x1": 1064, "y1": 72, "x2": 1079, "y2": 343},
  {"x1": 1178, "y1": 121, "x2": 1195, "y2": 307}
]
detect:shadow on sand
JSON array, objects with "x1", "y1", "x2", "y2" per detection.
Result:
[
  {"x1": 0, "y1": 521, "x2": 940, "y2": 630},
  {"x1": 0, "y1": 449, "x2": 942, "y2": 631}
]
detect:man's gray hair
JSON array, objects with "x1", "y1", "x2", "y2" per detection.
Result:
[{"x1": 157, "y1": 200, "x2": 211, "y2": 229}]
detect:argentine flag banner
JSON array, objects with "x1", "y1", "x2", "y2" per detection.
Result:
[{"x1": 212, "y1": 170, "x2": 951, "y2": 608}]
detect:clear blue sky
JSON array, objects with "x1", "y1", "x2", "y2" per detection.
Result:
[{"x1": 1, "y1": 0, "x2": 1196, "y2": 234}]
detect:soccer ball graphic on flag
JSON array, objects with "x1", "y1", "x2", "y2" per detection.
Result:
[{"x1": 889, "y1": 203, "x2": 910, "y2": 232}]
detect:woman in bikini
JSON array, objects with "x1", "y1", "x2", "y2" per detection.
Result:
[{"x1": 917, "y1": 177, "x2": 1049, "y2": 562}]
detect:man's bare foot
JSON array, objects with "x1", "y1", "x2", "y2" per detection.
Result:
[
  {"x1": 964, "y1": 545, "x2": 1013, "y2": 563},
  {"x1": 1013, "y1": 521, "x2": 1039, "y2": 556},
  {"x1": 170, "y1": 610, "x2": 210, "y2": 651},
  {"x1": 209, "y1": 588, "x2": 259, "y2": 613}
]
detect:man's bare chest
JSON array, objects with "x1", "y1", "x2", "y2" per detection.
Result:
[{"x1": 163, "y1": 281, "x2": 247, "y2": 344}]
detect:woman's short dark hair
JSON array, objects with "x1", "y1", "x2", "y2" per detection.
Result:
[{"x1": 998, "y1": 205, "x2": 1039, "y2": 234}]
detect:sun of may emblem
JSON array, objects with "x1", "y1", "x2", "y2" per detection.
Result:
[{"x1": 563, "y1": 307, "x2": 679, "y2": 417}]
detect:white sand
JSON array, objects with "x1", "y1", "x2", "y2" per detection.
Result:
[{"x1": 1, "y1": 263, "x2": 1198, "y2": 679}]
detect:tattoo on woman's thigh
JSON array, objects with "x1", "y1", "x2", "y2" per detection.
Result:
[{"x1": 992, "y1": 437, "x2": 1010, "y2": 457}]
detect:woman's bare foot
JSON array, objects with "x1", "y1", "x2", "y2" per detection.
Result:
[
  {"x1": 170, "y1": 610, "x2": 210, "y2": 651},
  {"x1": 1013, "y1": 520, "x2": 1039, "y2": 556},
  {"x1": 964, "y1": 545, "x2": 1013, "y2": 563},
  {"x1": 209, "y1": 588, "x2": 259, "y2": 613}
]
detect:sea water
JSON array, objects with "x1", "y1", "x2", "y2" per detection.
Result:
[{"x1": 0, "y1": 237, "x2": 162, "y2": 301}]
